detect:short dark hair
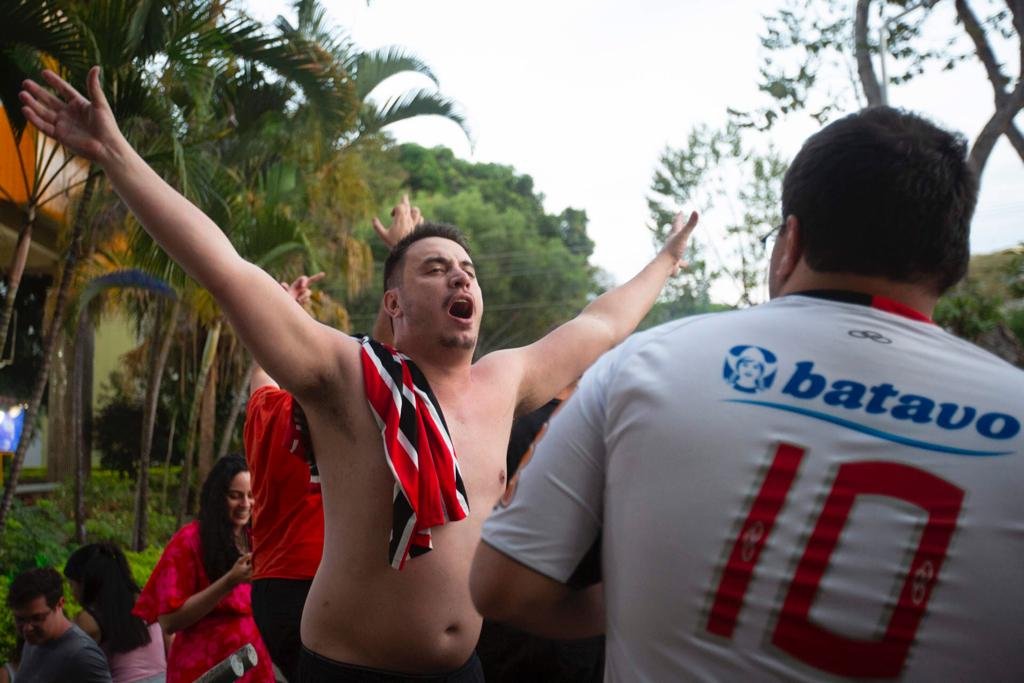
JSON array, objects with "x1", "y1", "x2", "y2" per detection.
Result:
[
  {"x1": 7, "y1": 567, "x2": 64, "y2": 609},
  {"x1": 781, "y1": 106, "x2": 977, "y2": 294},
  {"x1": 383, "y1": 223, "x2": 472, "y2": 290}
]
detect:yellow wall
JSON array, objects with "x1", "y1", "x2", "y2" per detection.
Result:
[{"x1": 93, "y1": 313, "x2": 138, "y2": 405}]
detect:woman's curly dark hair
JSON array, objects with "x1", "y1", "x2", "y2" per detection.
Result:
[
  {"x1": 197, "y1": 454, "x2": 250, "y2": 582},
  {"x1": 64, "y1": 542, "x2": 151, "y2": 654}
]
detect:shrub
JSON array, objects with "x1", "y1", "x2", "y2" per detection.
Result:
[{"x1": 0, "y1": 497, "x2": 71, "y2": 577}]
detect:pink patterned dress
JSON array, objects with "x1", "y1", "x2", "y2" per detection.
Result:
[{"x1": 133, "y1": 521, "x2": 274, "y2": 683}]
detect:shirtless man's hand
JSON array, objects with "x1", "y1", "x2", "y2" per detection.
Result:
[{"x1": 22, "y1": 68, "x2": 697, "y2": 676}]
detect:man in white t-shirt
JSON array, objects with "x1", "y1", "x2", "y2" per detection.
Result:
[{"x1": 471, "y1": 107, "x2": 1024, "y2": 681}]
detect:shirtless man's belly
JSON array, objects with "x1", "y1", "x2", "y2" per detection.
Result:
[{"x1": 300, "y1": 362, "x2": 516, "y2": 672}]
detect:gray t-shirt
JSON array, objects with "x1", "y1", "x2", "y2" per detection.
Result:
[{"x1": 18, "y1": 622, "x2": 111, "y2": 683}]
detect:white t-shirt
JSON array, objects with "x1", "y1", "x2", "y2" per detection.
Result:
[{"x1": 482, "y1": 293, "x2": 1024, "y2": 682}]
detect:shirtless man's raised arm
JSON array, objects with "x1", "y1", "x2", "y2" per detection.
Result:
[
  {"x1": 489, "y1": 210, "x2": 698, "y2": 415},
  {"x1": 20, "y1": 68, "x2": 348, "y2": 397}
]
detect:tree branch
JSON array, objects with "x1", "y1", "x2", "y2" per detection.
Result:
[
  {"x1": 970, "y1": 80, "x2": 1024, "y2": 175},
  {"x1": 855, "y1": 0, "x2": 885, "y2": 106},
  {"x1": 956, "y1": 0, "x2": 1011, "y2": 92},
  {"x1": 1006, "y1": 123, "x2": 1024, "y2": 163}
]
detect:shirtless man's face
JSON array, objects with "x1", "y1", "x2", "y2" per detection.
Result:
[{"x1": 389, "y1": 237, "x2": 483, "y2": 351}]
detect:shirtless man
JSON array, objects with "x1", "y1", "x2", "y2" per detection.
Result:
[{"x1": 20, "y1": 68, "x2": 697, "y2": 680}]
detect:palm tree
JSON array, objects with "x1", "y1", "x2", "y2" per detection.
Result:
[
  {"x1": 274, "y1": 0, "x2": 471, "y2": 144},
  {"x1": 0, "y1": 0, "x2": 354, "y2": 536},
  {"x1": 0, "y1": 0, "x2": 89, "y2": 351}
]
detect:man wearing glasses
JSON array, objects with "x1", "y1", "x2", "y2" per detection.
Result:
[{"x1": 8, "y1": 567, "x2": 111, "y2": 682}]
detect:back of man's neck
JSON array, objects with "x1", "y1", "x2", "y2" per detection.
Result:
[{"x1": 779, "y1": 268, "x2": 939, "y2": 318}]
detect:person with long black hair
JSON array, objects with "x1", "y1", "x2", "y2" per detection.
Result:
[
  {"x1": 64, "y1": 542, "x2": 167, "y2": 683},
  {"x1": 133, "y1": 455, "x2": 273, "y2": 683}
]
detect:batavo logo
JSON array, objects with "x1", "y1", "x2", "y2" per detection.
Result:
[
  {"x1": 723, "y1": 353, "x2": 1020, "y2": 457},
  {"x1": 722, "y1": 345, "x2": 778, "y2": 394}
]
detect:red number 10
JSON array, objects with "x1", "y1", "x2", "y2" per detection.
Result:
[{"x1": 706, "y1": 444, "x2": 964, "y2": 678}]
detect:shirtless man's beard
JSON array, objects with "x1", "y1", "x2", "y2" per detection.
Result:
[{"x1": 440, "y1": 334, "x2": 476, "y2": 350}]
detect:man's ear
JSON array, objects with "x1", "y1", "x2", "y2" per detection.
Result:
[
  {"x1": 775, "y1": 215, "x2": 804, "y2": 283},
  {"x1": 56, "y1": 595, "x2": 65, "y2": 611},
  {"x1": 383, "y1": 289, "x2": 402, "y2": 319}
]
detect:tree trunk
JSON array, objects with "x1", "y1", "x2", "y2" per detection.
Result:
[
  {"x1": 176, "y1": 321, "x2": 221, "y2": 527},
  {"x1": 45, "y1": 331, "x2": 74, "y2": 483},
  {"x1": 132, "y1": 298, "x2": 181, "y2": 550},
  {"x1": 0, "y1": 207, "x2": 36, "y2": 353},
  {"x1": 0, "y1": 174, "x2": 96, "y2": 535},
  {"x1": 160, "y1": 409, "x2": 178, "y2": 509},
  {"x1": 854, "y1": 0, "x2": 885, "y2": 107},
  {"x1": 197, "y1": 356, "x2": 218, "y2": 485},
  {"x1": 73, "y1": 309, "x2": 92, "y2": 544},
  {"x1": 216, "y1": 357, "x2": 254, "y2": 463}
]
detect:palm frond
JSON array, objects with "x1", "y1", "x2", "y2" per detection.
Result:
[
  {"x1": 0, "y1": 0, "x2": 86, "y2": 135},
  {"x1": 253, "y1": 241, "x2": 307, "y2": 269},
  {"x1": 226, "y1": 17, "x2": 358, "y2": 133},
  {"x1": 79, "y1": 268, "x2": 175, "y2": 311},
  {"x1": 362, "y1": 88, "x2": 471, "y2": 142},
  {"x1": 353, "y1": 47, "x2": 439, "y2": 102}
]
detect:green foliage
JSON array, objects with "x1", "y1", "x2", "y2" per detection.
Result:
[
  {"x1": 52, "y1": 471, "x2": 179, "y2": 549},
  {"x1": 0, "y1": 497, "x2": 70, "y2": 576},
  {"x1": 934, "y1": 284, "x2": 1005, "y2": 339},
  {"x1": 936, "y1": 246, "x2": 1024, "y2": 353}
]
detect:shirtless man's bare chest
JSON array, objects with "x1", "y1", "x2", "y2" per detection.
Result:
[{"x1": 299, "y1": 355, "x2": 518, "y2": 672}]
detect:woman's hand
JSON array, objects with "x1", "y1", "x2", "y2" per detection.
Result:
[{"x1": 226, "y1": 552, "x2": 253, "y2": 587}]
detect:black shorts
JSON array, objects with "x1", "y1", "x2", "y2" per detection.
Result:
[
  {"x1": 252, "y1": 578, "x2": 313, "y2": 683},
  {"x1": 297, "y1": 647, "x2": 484, "y2": 683}
]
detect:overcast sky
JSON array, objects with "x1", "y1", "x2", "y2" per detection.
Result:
[{"x1": 249, "y1": 0, "x2": 1022, "y2": 289}]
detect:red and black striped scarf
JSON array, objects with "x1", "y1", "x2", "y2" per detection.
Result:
[{"x1": 360, "y1": 337, "x2": 470, "y2": 569}]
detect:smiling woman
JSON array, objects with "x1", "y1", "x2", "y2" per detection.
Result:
[{"x1": 133, "y1": 456, "x2": 273, "y2": 683}]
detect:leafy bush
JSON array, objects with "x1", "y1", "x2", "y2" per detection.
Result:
[
  {"x1": 50, "y1": 469, "x2": 180, "y2": 550},
  {"x1": 0, "y1": 498, "x2": 72, "y2": 577}
]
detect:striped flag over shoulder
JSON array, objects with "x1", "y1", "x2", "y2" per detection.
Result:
[{"x1": 360, "y1": 337, "x2": 470, "y2": 569}]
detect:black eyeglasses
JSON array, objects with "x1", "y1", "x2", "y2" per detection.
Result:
[
  {"x1": 758, "y1": 223, "x2": 784, "y2": 248},
  {"x1": 14, "y1": 606, "x2": 54, "y2": 627}
]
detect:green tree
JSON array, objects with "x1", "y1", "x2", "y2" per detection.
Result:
[{"x1": 0, "y1": 0, "x2": 88, "y2": 355}]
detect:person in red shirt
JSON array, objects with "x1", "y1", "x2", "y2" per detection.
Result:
[{"x1": 245, "y1": 274, "x2": 325, "y2": 683}]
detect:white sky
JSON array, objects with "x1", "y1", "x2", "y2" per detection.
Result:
[{"x1": 248, "y1": 0, "x2": 1022, "y2": 286}]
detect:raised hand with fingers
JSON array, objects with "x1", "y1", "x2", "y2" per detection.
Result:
[
  {"x1": 372, "y1": 194, "x2": 425, "y2": 249},
  {"x1": 660, "y1": 211, "x2": 700, "y2": 275},
  {"x1": 279, "y1": 272, "x2": 326, "y2": 309},
  {"x1": 19, "y1": 67, "x2": 123, "y2": 164}
]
